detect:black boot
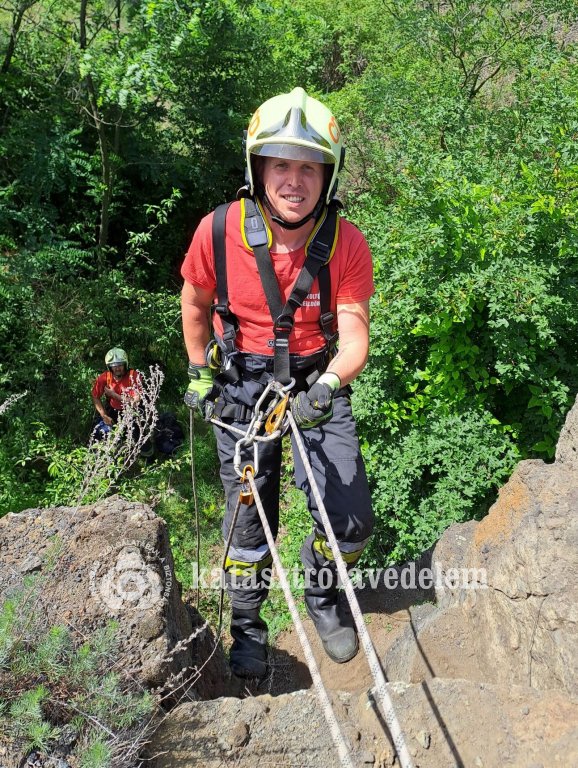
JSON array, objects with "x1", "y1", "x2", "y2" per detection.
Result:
[
  {"x1": 229, "y1": 607, "x2": 268, "y2": 679},
  {"x1": 305, "y1": 588, "x2": 358, "y2": 663}
]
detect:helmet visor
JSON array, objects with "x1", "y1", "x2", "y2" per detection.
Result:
[{"x1": 251, "y1": 143, "x2": 335, "y2": 165}]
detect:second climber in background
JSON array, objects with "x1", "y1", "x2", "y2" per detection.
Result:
[
  {"x1": 181, "y1": 87, "x2": 375, "y2": 679},
  {"x1": 91, "y1": 347, "x2": 154, "y2": 458}
]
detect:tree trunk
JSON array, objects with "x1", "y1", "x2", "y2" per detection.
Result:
[
  {"x1": 1, "y1": 7, "x2": 26, "y2": 75},
  {"x1": 80, "y1": 0, "x2": 112, "y2": 254}
]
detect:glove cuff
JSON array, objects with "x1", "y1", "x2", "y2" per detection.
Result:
[
  {"x1": 188, "y1": 361, "x2": 211, "y2": 381},
  {"x1": 317, "y1": 372, "x2": 341, "y2": 392}
]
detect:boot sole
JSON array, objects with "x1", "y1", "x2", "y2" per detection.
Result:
[{"x1": 230, "y1": 657, "x2": 269, "y2": 681}]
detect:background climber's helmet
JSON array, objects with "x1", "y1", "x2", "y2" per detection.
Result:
[
  {"x1": 245, "y1": 87, "x2": 344, "y2": 206},
  {"x1": 105, "y1": 347, "x2": 128, "y2": 372}
]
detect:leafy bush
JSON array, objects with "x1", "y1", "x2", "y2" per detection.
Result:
[
  {"x1": 329, "y1": 6, "x2": 578, "y2": 562},
  {"x1": 2, "y1": 0, "x2": 578, "y2": 568},
  {"x1": 361, "y1": 409, "x2": 519, "y2": 564}
]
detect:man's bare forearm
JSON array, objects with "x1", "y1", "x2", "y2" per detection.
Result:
[
  {"x1": 91, "y1": 394, "x2": 106, "y2": 417},
  {"x1": 326, "y1": 300, "x2": 370, "y2": 387},
  {"x1": 181, "y1": 282, "x2": 214, "y2": 365},
  {"x1": 326, "y1": 342, "x2": 368, "y2": 387}
]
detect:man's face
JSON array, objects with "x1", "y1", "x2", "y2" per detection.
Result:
[
  {"x1": 262, "y1": 157, "x2": 325, "y2": 225},
  {"x1": 110, "y1": 363, "x2": 126, "y2": 378}
]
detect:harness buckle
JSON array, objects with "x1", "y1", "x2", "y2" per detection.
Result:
[
  {"x1": 246, "y1": 228, "x2": 269, "y2": 248},
  {"x1": 307, "y1": 239, "x2": 331, "y2": 264},
  {"x1": 221, "y1": 329, "x2": 236, "y2": 342},
  {"x1": 274, "y1": 313, "x2": 295, "y2": 334},
  {"x1": 319, "y1": 311, "x2": 334, "y2": 329},
  {"x1": 214, "y1": 304, "x2": 229, "y2": 317}
]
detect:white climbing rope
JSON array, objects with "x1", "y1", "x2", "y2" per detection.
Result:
[
  {"x1": 287, "y1": 410, "x2": 414, "y2": 768},
  {"x1": 246, "y1": 471, "x2": 355, "y2": 768},
  {"x1": 209, "y1": 387, "x2": 414, "y2": 768}
]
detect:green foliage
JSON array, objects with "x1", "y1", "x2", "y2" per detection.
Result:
[
  {"x1": 80, "y1": 736, "x2": 113, "y2": 768},
  {"x1": 361, "y1": 410, "x2": 519, "y2": 564},
  {"x1": 0, "y1": 592, "x2": 155, "y2": 766},
  {"x1": 2, "y1": 0, "x2": 578, "y2": 569},
  {"x1": 117, "y1": 415, "x2": 224, "y2": 589},
  {"x1": 323, "y1": 3, "x2": 578, "y2": 561}
]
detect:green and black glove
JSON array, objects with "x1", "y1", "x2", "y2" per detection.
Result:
[
  {"x1": 184, "y1": 362, "x2": 213, "y2": 412},
  {"x1": 291, "y1": 372, "x2": 341, "y2": 429}
]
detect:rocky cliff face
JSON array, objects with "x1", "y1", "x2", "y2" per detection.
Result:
[
  {"x1": 148, "y1": 396, "x2": 578, "y2": 768},
  {"x1": 146, "y1": 679, "x2": 578, "y2": 767},
  {"x1": 384, "y1": 395, "x2": 578, "y2": 699},
  {"x1": 3, "y1": 399, "x2": 578, "y2": 768},
  {"x1": 0, "y1": 496, "x2": 231, "y2": 768}
]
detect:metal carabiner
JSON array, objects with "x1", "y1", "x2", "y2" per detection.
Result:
[{"x1": 233, "y1": 438, "x2": 259, "y2": 478}]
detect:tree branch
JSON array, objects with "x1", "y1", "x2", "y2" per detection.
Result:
[{"x1": 470, "y1": 60, "x2": 503, "y2": 99}]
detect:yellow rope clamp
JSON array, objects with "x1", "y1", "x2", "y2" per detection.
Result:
[
  {"x1": 265, "y1": 394, "x2": 288, "y2": 435},
  {"x1": 239, "y1": 464, "x2": 255, "y2": 505}
]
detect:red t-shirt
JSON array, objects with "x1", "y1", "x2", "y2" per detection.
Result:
[
  {"x1": 181, "y1": 201, "x2": 374, "y2": 356},
  {"x1": 91, "y1": 370, "x2": 142, "y2": 410}
]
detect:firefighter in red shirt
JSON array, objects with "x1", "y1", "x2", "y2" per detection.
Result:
[
  {"x1": 91, "y1": 348, "x2": 141, "y2": 426},
  {"x1": 181, "y1": 88, "x2": 375, "y2": 680}
]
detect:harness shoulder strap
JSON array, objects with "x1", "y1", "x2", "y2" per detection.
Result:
[
  {"x1": 244, "y1": 198, "x2": 284, "y2": 323},
  {"x1": 212, "y1": 202, "x2": 237, "y2": 354},
  {"x1": 312, "y1": 205, "x2": 339, "y2": 346},
  {"x1": 246, "y1": 200, "x2": 340, "y2": 384},
  {"x1": 318, "y1": 265, "x2": 337, "y2": 345},
  {"x1": 215, "y1": 197, "x2": 340, "y2": 386},
  {"x1": 279, "y1": 204, "x2": 340, "y2": 382}
]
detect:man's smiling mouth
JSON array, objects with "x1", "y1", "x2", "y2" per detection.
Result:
[{"x1": 283, "y1": 195, "x2": 305, "y2": 203}]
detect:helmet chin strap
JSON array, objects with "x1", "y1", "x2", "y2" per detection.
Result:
[{"x1": 261, "y1": 193, "x2": 325, "y2": 230}]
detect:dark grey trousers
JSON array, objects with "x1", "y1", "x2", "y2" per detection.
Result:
[{"x1": 213, "y1": 355, "x2": 374, "y2": 609}]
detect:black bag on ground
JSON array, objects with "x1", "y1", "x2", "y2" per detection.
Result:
[{"x1": 154, "y1": 412, "x2": 185, "y2": 455}]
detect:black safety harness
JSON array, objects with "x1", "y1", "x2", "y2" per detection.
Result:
[
  {"x1": 205, "y1": 196, "x2": 341, "y2": 422},
  {"x1": 215, "y1": 197, "x2": 340, "y2": 381}
]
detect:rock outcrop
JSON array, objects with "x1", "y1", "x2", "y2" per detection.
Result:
[
  {"x1": 0, "y1": 496, "x2": 228, "y2": 698},
  {"x1": 148, "y1": 393, "x2": 578, "y2": 768},
  {"x1": 146, "y1": 679, "x2": 578, "y2": 768},
  {"x1": 384, "y1": 395, "x2": 578, "y2": 699},
  {"x1": 4, "y1": 397, "x2": 578, "y2": 768}
]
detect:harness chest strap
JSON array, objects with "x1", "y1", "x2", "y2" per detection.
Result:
[{"x1": 212, "y1": 197, "x2": 340, "y2": 385}]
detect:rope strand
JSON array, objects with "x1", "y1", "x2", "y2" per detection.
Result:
[
  {"x1": 287, "y1": 410, "x2": 414, "y2": 768},
  {"x1": 247, "y1": 471, "x2": 355, "y2": 768}
]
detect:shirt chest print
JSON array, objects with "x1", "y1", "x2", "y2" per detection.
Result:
[{"x1": 302, "y1": 291, "x2": 320, "y2": 308}]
